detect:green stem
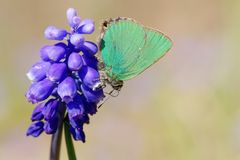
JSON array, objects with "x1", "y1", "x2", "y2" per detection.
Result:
[{"x1": 64, "y1": 122, "x2": 77, "y2": 160}]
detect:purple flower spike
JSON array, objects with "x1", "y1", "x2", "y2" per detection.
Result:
[
  {"x1": 79, "y1": 66, "x2": 101, "y2": 89},
  {"x1": 42, "y1": 99, "x2": 59, "y2": 120},
  {"x1": 81, "y1": 84, "x2": 104, "y2": 103},
  {"x1": 77, "y1": 19, "x2": 94, "y2": 34},
  {"x1": 26, "y1": 121, "x2": 44, "y2": 137},
  {"x1": 66, "y1": 8, "x2": 79, "y2": 28},
  {"x1": 26, "y1": 8, "x2": 105, "y2": 142},
  {"x1": 47, "y1": 63, "x2": 67, "y2": 82},
  {"x1": 70, "y1": 34, "x2": 85, "y2": 48},
  {"x1": 81, "y1": 41, "x2": 98, "y2": 56},
  {"x1": 27, "y1": 61, "x2": 51, "y2": 82},
  {"x1": 26, "y1": 79, "x2": 55, "y2": 104},
  {"x1": 44, "y1": 117, "x2": 59, "y2": 134},
  {"x1": 44, "y1": 26, "x2": 68, "y2": 40},
  {"x1": 40, "y1": 45, "x2": 66, "y2": 62},
  {"x1": 68, "y1": 52, "x2": 83, "y2": 71},
  {"x1": 31, "y1": 103, "x2": 45, "y2": 121},
  {"x1": 57, "y1": 77, "x2": 77, "y2": 103}
]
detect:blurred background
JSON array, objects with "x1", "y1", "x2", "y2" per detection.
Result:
[{"x1": 0, "y1": 0, "x2": 239, "y2": 159}]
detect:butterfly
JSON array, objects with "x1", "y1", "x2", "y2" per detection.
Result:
[{"x1": 97, "y1": 17, "x2": 172, "y2": 93}]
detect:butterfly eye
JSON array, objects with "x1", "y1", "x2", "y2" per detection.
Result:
[{"x1": 103, "y1": 21, "x2": 108, "y2": 28}]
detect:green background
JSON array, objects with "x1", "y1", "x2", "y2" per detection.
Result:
[{"x1": 0, "y1": 0, "x2": 239, "y2": 159}]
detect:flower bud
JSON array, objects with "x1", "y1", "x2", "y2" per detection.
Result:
[
  {"x1": 44, "y1": 26, "x2": 68, "y2": 40},
  {"x1": 83, "y1": 99, "x2": 97, "y2": 115},
  {"x1": 27, "y1": 61, "x2": 51, "y2": 82},
  {"x1": 81, "y1": 84, "x2": 104, "y2": 103},
  {"x1": 66, "y1": 8, "x2": 79, "y2": 27},
  {"x1": 70, "y1": 33, "x2": 84, "y2": 48},
  {"x1": 31, "y1": 102, "x2": 45, "y2": 121},
  {"x1": 54, "y1": 42, "x2": 68, "y2": 50},
  {"x1": 69, "y1": 115, "x2": 88, "y2": 128},
  {"x1": 26, "y1": 79, "x2": 55, "y2": 104},
  {"x1": 76, "y1": 19, "x2": 94, "y2": 34},
  {"x1": 51, "y1": 87, "x2": 58, "y2": 97},
  {"x1": 79, "y1": 66, "x2": 100, "y2": 89},
  {"x1": 67, "y1": 95, "x2": 84, "y2": 119},
  {"x1": 26, "y1": 121, "x2": 44, "y2": 137},
  {"x1": 44, "y1": 116, "x2": 58, "y2": 134},
  {"x1": 70, "y1": 127, "x2": 86, "y2": 142},
  {"x1": 68, "y1": 52, "x2": 83, "y2": 71},
  {"x1": 40, "y1": 45, "x2": 66, "y2": 62},
  {"x1": 57, "y1": 77, "x2": 77, "y2": 103},
  {"x1": 42, "y1": 99, "x2": 59, "y2": 120},
  {"x1": 81, "y1": 41, "x2": 98, "y2": 56},
  {"x1": 72, "y1": 16, "x2": 81, "y2": 26},
  {"x1": 47, "y1": 63, "x2": 67, "y2": 82},
  {"x1": 82, "y1": 55, "x2": 98, "y2": 69}
]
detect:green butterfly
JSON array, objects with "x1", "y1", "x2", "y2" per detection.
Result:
[{"x1": 98, "y1": 17, "x2": 172, "y2": 92}]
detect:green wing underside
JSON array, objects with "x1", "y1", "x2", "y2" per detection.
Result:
[{"x1": 101, "y1": 19, "x2": 172, "y2": 81}]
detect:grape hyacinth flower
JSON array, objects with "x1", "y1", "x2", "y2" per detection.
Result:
[{"x1": 26, "y1": 8, "x2": 104, "y2": 150}]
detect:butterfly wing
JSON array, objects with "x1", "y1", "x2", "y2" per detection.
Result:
[
  {"x1": 117, "y1": 27, "x2": 172, "y2": 80},
  {"x1": 100, "y1": 18, "x2": 172, "y2": 81},
  {"x1": 100, "y1": 18, "x2": 146, "y2": 79}
]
